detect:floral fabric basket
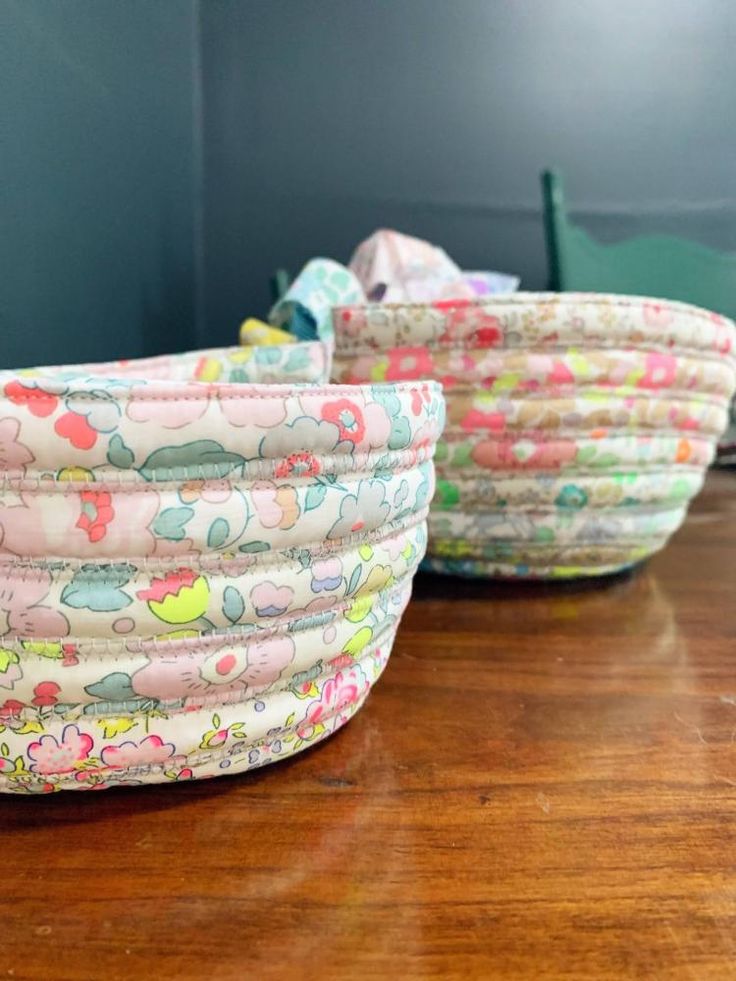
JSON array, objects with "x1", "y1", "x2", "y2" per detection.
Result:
[
  {"x1": 330, "y1": 293, "x2": 736, "y2": 578},
  {"x1": 0, "y1": 346, "x2": 444, "y2": 792}
]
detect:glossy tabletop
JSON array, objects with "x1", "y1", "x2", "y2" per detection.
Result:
[{"x1": 4, "y1": 470, "x2": 736, "y2": 980}]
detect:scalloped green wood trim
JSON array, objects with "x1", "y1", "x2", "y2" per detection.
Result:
[{"x1": 541, "y1": 169, "x2": 736, "y2": 319}]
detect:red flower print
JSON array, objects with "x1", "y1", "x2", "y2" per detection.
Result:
[
  {"x1": 54, "y1": 411, "x2": 97, "y2": 450},
  {"x1": 321, "y1": 399, "x2": 366, "y2": 444},
  {"x1": 274, "y1": 451, "x2": 321, "y2": 479},
  {"x1": 4, "y1": 380, "x2": 59, "y2": 417},
  {"x1": 32, "y1": 681, "x2": 61, "y2": 708},
  {"x1": 385, "y1": 346, "x2": 434, "y2": 382},
  {"x1": 76, "y1": 490, "x2": 115, "y2": 543}
]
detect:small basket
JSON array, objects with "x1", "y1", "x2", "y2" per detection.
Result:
[
  {"x1": 330, "y1": 293, "x2": 736, "y2": 578},
  {"x1": 0, "y1": 347, "x2": 444, "y2": 792}
]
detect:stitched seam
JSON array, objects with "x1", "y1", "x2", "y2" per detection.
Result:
[
  {"x1": 7, "y1": 571, "x2": 417, "y2": 660},
  {"x1": 0, "y1": 507, "x2": 428, "y2": 578},
  {"x1": 0, "y1": 446, "x2": 437, "y2": 486},
  {"x1": 0, "y1": 453, "x2": 434, "y2": 493},
  {"x1": 0, "y1": 382, "x2": 443, "y2": 402},
  {"x1": 1, "y1": 629, "x2": 395, "y2": 724}
]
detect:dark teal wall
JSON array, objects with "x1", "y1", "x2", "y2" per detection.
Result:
[
  {"x1": 3, "y1": 1, "x2": 736, "y2": 364},
  {"x1": 200, "y1": 0, "x2": 736, "y2": 345},
  {"x1": 0, "y1": 0, "x2": 199, "y2": 368}
]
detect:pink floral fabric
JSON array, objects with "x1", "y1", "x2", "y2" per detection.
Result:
[
  {"x1": 330, "y1": 293, "x2": 736, "y2": 578},
  {"x1": 0, "y1": 347, "x2": 444, "y2": 792}
]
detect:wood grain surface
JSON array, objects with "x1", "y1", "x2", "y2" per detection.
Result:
[{"x1": 3, "y1": 470, "x2": 736, "y2": 981}]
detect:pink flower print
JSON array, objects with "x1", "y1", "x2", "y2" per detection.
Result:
[
  {"x1": 0, "y1": 488, "x2": 158, "y2": 560},
  {"x1": 461, "y1": 407, "x2": 507, "y2": 433},
  {"x1": 321, "y1": 398, "x2": 366, "y2": 444},
  {"x1": 28, "y1": 724, "x2": 94, "y2": 775},
  {"x1": 4, "y1": 380, "x2": 59, "y2": 418},
  {"x1": 54, "y1": 411, "x2": 98, "y2": 450},
  {"x1": 252, "y1": 481, "x2": 300, "y2": 530},
  {"x1": 131, "y1": 634, "x2": 295, "y2": 702},
  {"x1": 100, "y1": 735, "x2": 175, "y2": 770},
  {"x1": 126, "y1": 384, "x2": 209, "y2": 429},
  {"x1": 219, "y1": 392, "x2": 287, "y2": 429},
  {"x1": 643, "y1": 301, "x2": 675, "y2": 330},
  {"x1": 0, "y1": 569, "x2": 69, "y2": 639},
  {"x1": 76, "y1": 490, "x2": 115, "y2": 543},
  {"x1": 301, "y1": 667, "x2": 367, "y2": 734},
  {"x1": 31, "y1": 681, "x2": 60, "y2": 708},
  {"x1": 472, "y1": 437, "x2": 577, "y2": 471},
  {"x1": 250, "y1": 581, "x2": 294, "y2": 617},
  {"x1": 640, "y1": 353, "x2": 678, "y2": 390},
  {"x1": 357, "y1": 401, "x2": 392, "y2": 450},
  {"x1": 311, "y1": 557, "x2": 343, "y2": 593},
  {"x1": 0, "y1": 418, "x2": 34, "y2": 473},
  {"x1": 385, "y1": 346, "x2": 434, "y2": 382}
]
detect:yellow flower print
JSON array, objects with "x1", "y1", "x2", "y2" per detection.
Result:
[{"x1": 137, "y1": 568, "x2": 210, "y2": 624}]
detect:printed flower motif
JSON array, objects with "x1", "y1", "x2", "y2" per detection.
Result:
[
  {"x1": 219, "y1": 393, "x2": 287, "y2": 429},
  {"x1": 0, "y1": 418, "x2": 34, "y2": 473},
  {"x1": 0, "y1": 569, "x2": 69, "y2": 639},
  {"x1": 555, "y1": 484, "x2": 589, "y2": 509},
  {"x1": 4, "y1": 380, "x2": 59, "y2": 417},
  {"x1": 274, "y1": 452, "x2": 321, "y2": 479},
  {"x1": 435, "y1": 300, "x2": 504, "y2": 346},
  {"x1": 640, "y1": 353, "x2": 678, "y2": 390},
  {"x1": 199, "y1": 715, "x2": 247, "y2": 750},
  {"x1": 126, "y1": 384, "x2": 209, "y2": 429},
  {"x1": 100, "y1": 735, "x2": 176, "y2": 769},
  {"x1": 1, "y1": 488, "x2": 158, "y2": 559},
  {"x1": 299, "y1": 667, "x2": 367, "y2": 738},
  {"x1": 328, "y1": 481, "x2": 390, "y2": 540},
  {"x1": 311, "y1": 557, "x2": 343, "y2": 593},
  {"x1": 251, "y1": 482, "x2": 300, "y2": 530},
  {"x1": 28, "y1": 724, "x2": 94, "y2": 775},
  {"x1": 131, "y1": 635, "x2": 295, "y2": 702},
  {"x1": 54, "y1": 411, "x2": 98, "y2": 450},
  {"x1": 472, "y1": 438, "x2": 577, "y2": 471},
  {"x1": 260, "y1": 416, "x2": 344, "y2": 460},
  {"x1": 0, "y1": 648, "x2": 21, "y2": 689},
  {"x1": 32, "y1": 681, "x2": 60, "y2": 708},
  {"x1": 385, "y1": 346, "x2": 434, "y2": 382},
  {"x1": 137, "y1": 568, "x2": 210, "y2": 624},
  {"x1": 179, "y1": 479, "x2": 232, "y2": 504},
  {"x1": 250, "y1": 581, "x2": 294, "y2": 617},
  {"x1": 76, "y1": 490, "x2": 115, "y2": 543},
  {"x1": 320, "y1": 399, "x2": 366, "y2": 444}
]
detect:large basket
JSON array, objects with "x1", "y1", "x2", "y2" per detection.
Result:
[
  {"x1": 0, "y1": 348, "x2": 443, "y2": 791},
  {"x1": 330, "y1": 293, "x2": 736, "y2": 579}
]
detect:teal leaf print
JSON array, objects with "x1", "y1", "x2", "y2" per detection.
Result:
[
  {"x1": 222, "y1": 586, "x2": 245, "y2": 624},
  {"x1": 346, "y1": 564, "x2": 362, "y2": 595},
  {"x1": 239, "y1": 540, "x2": 270, "y2": 553},
  {"x1": 61, "y1": 563, "x2": 135, "y2": 612},
  {"x1": 107, "y1": 434, "x2": 135, "y2": 469},
  {"x1": 304, "y1": 484, "x2": 327, "y2": 512},
  {"x1": 139, "y1": 441, "x2": 245, "y2": 481},
  {"x1": 153, "y1": 507, "x2": 194, "y2": 542},
  {"x1": 208, "y1": 517, "x2": 230, "y2": 549}
]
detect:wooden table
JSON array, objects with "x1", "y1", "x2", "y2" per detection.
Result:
[{"x1": 4, "y1": 470, "x2": 736, "y2": 980}]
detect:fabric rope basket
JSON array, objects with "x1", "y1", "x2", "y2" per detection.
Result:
[
  {"x1": 0, "y1": 346, "x2": 444, "y2": 792},
  {"x1": 330, "y1": 293, "x2": 736, "y2": 579}
]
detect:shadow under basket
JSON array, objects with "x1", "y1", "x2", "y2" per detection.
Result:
[
  {"x1": 0, "y1": 347, "x2": 444, "y2": 792},
  {"x1": 330, "y1": 293, "x2": 736, "y2": 579}
]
